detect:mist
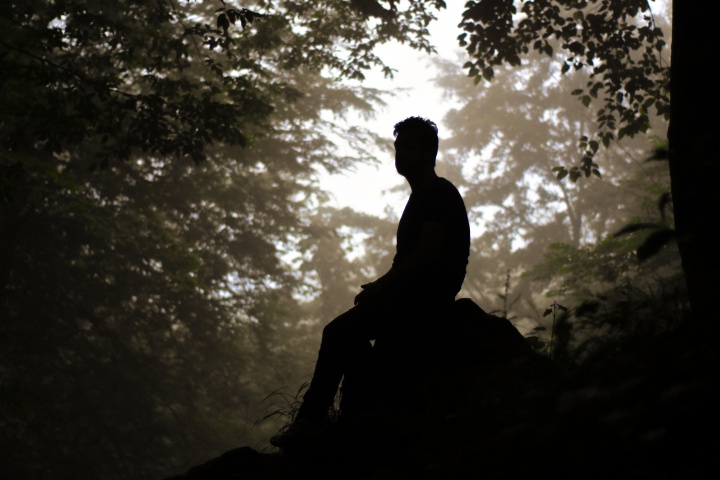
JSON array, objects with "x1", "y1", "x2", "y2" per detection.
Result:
[{"x1": 2, "y1": 1, "x2": 714, "y2": 479}]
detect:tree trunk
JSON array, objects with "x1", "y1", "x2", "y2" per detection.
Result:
[{"x1": 669, "y1": 1, "x2": 720, "y2": 326}]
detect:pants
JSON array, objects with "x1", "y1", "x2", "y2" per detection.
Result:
[{"x1": 296, "y1": 293, "x2": 452, "y2": 422}]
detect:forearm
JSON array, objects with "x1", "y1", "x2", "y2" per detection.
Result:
[
  {"x1": 355, "y1": 221, "x2": 445, "y2": 305},
  {"x1": 373, "y1": 248, "x2": 434, "y2": 290}
]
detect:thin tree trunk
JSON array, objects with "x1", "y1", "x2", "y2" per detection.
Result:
[{"x1": 669, "y1": 1, "x2": 720, "y2": 326}]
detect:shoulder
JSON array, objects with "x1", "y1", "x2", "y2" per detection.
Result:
[
  {"x1": 432, "y1": 177, "x2": 464, "y2": 202},
  {"x1": 420, "y1": 177, "x2": 458, "y2": 194},
  {"x1": 436, "y1": 177, "x2": 460, "y2": 193},
  {"x1": 412, "y1": 177, "x2": 464, "y2": 209}
]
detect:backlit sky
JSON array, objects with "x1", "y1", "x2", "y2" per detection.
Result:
[{"x1": 319, "y1": 2, "x2": 466, "y2": 219}]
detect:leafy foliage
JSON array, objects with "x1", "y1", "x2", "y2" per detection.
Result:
[
  {"x1": 458, "y1": 0, "x2": 670, "y2": 179},
  {"x1": 167, "y1": 299, "x2": 713, "y2": 480},
  {"x1": 520, "y1": 169, "x2": 686, "y2": 362},
  {"x1": 0, "y1": 1, "x2": 450, "y2": 479},
  {"x1": 434, "y1": 43, "x2": 669, "y2": 329}
]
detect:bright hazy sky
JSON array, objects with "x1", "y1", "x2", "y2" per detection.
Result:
[{"x1": 319, "y1": 2, "x2": 467, "y2": 219}]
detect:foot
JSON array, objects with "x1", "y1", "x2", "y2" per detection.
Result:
[{"x1": 269, "y1": 418, "x2": 326, "y2": 448}]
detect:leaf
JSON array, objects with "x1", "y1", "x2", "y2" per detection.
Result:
[
  {"x1": 646, "y1": 147, "x2": 668, "y2": 161},
  {"x1": 554, "y1": 167, "x2": 568, "y2": 180},
  {"x1": 636, "y1": 228, "x2": 677, "y2": 261},
  {"x1": 525, "y1": 336, "x2": 545, "y2": 350},
  {"x1": 543, "y1": 308, "x2": 553, "y2": 317},
  {"x1": 217, "y1": 14, "x2": 229, "y2": 33},
  {"x1": 613, "y1": 222, "x2": 661, "y2": 237},
  {"x1": 567, "y1": 41, "x2": 584, "y2": 55}
]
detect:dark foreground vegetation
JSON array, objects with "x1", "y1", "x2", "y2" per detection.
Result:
[{"x1": 166, "y1": 299, "x2": 717, "y2": 480}]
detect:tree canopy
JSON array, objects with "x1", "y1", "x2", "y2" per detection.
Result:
[
  {"x1": 458, "y1": 0, "x2": 669, "y2": 180},
  {"x1": 446, "y1": 0, "x2": 717, "y2": 326},
  {"x1": 0, "y1": 1, "x2": 447, "y2": 478},
  {"x1": 425, "y1": 40, "x2": 680, "y2": 356}
]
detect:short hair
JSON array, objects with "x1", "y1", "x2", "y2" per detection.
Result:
[{"x1": 393, "y1": 116, "x2": 439, "y2": 164}]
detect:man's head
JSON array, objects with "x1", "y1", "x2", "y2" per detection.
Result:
[{"x1": 393, "y1": 116, "x2": 439, "y2": 178}]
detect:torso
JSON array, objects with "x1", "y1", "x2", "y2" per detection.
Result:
[{"x1": 393, "y1": 177, "x2": 470, "y2": 299}]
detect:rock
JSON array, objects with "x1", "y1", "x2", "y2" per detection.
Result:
[{"x1": 164, "y1": 446, "x2": 290, "y2": 480}]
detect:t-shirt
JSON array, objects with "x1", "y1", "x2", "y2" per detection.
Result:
[{"x1": 392, "y1": 177, "x2": 470, "y2": 299}]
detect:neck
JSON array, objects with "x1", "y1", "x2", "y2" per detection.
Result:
[{"x1": 406, "y1": 169, "x2": 439, "y2": 193}]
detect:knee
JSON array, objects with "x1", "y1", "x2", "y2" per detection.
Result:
[{"x1": 321, "y1": 307, "x2": 361, "y2": 343}]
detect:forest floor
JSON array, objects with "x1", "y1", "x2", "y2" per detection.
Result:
[{"x1": 166, "y1": 317, "x2": 718, "y2": 480}]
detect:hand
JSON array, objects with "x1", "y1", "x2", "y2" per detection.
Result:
[{"x1": 354, "y1": 282, "x2": 383, "y2": 305}]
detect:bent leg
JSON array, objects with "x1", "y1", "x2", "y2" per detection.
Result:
[{"x1": 297, "y1": 304, "x2": 379, "y2": 422}]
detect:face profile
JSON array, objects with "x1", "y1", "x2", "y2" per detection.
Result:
[
  {"x1": 394, "y1": 134, "x2": 428, "y2": 179},
  {"x1": 392, "y1": 116, "x2": 438, "y2": 182}
]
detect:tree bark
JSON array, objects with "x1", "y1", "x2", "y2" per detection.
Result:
[{"x1": 669, "y1": 1, "x2": 720, "y2": 326}]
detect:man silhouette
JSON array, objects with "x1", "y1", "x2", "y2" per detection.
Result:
[{"x1": 271, "y1": 116, "x2": 470, "y2": 448}]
